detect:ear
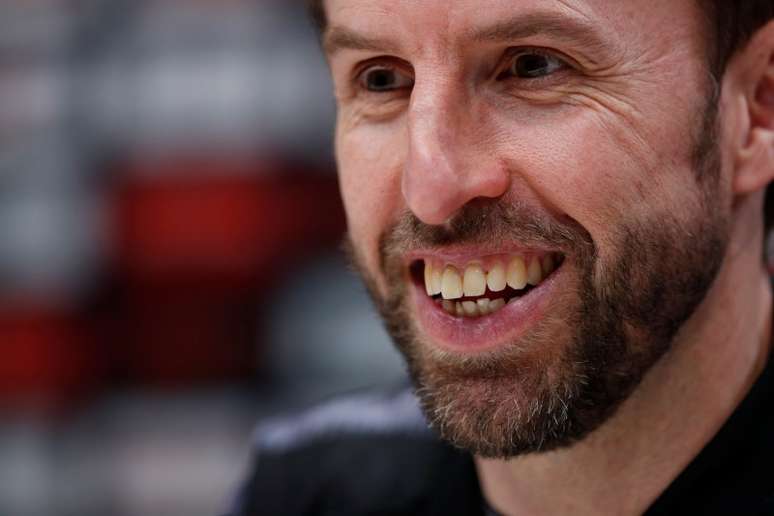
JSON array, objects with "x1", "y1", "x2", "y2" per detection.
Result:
[{"x1": 732, "y1": 20, "x2": 774, "y2": 195}]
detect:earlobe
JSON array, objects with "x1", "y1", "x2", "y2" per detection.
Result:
[
  {"x1": 734, "y1": 22, "x2": 774, "y2": 195},
  {"x1": 736, "y1": 129, "x2": 774, "y2": 194}
]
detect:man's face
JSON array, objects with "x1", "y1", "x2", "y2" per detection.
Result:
[{"x1": 325, "y1": 0, "x2": 731, "y2": 457}]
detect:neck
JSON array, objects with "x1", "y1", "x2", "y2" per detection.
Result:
[{"x1": 476, "y1": 206, "x2": 772, "y2": 516}]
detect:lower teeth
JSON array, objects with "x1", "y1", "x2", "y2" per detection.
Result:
[{"x1": 439, "y1": 297, "x2": 507, "y2": 318}]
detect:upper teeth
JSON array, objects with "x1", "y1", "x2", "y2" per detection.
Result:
[
  {"x1": 462, "y1": 264, "x2": 486, "y2": 297},
  {"x1": 424, "y1": 255, "x2": 558, "y2": 301},
  {"x1": 441, "y1": 265, "x2": 463, "y2": 299}
]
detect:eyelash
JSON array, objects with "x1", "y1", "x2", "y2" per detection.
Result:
[
  {"x1": 351, "y1": 47, "x2": 574, "y2": 95},
  {"x1": 353, "y1": 58, "x2": 414, "y2": 94},
  {"x1": 498, "y1": 47, "x2": 573, "y2": 82}
]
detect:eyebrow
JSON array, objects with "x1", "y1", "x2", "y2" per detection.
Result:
[
  {"x1": 323, "y1": 27, "x2": 400, "y2": 57},
  {"x1": 470, "y1": 12, "x2": 609, "y2": 58},
  {"x1": 323, "y1": 10, "x2": 610, "y2": 62}
]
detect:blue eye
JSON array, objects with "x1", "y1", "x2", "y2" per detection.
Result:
[
  {"x1": 506, "y1": 52, "x2": 566, "y2": 79},
  {"x1": 359, "y1": 65, "x2": 414, "y2": 92}
]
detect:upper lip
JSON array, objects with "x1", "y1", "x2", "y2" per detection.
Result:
[{"x1": 403, "y1": 244, "x2": 564, "y2": 268}]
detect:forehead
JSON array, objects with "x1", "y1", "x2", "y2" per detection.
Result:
[{"x1": 323, "y1": 0, "x2": 705, "y2": 59}]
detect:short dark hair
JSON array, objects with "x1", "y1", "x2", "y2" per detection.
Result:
[
  {"x1": 307, "y1": 0, "x2": 774, "y2": 234},
  {"x1": 307, "y1": 0, "x2": 326, "y2": 33},
  {"x1": 308, "y1": 1, "x2": 774, "y2": 67}
]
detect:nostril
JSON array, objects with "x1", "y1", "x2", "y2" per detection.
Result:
[{"x1": 402, "y1": 166, "x2": 510, "y2": 226}]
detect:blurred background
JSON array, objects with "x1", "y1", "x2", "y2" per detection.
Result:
[{"x1": 0, "y1": 1, "x2": 407, "y2": 515}]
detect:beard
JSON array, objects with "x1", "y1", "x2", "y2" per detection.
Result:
[{"x1": 345, "y1": 99, "x2": 729, "y2": 459}]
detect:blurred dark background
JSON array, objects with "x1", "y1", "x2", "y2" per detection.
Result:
[{"x1": 0, "y1": 1, "x2": 406, "y2": 515}]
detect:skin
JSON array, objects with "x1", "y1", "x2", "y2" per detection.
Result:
[{"x1": 322, "y1": 0, "x2": 774, "y2": 513}]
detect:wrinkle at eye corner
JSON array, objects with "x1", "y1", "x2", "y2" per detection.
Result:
[{"x1": 566, "y1": 79, "x2": 647, "y2": 122}]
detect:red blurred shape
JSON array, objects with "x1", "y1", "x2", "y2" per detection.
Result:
[
  {"x1": 112, "y1": 159, "x2": 345, "y2": 288},
  {"x1": 114, "y1": 292, "x2": 255, "y2": 388},
  {"x1": 0, "y1": 306, "x2": 99, "y2": 411},
  {"x1": 106, "y1": 157, "x2": 345, "y2": 385}
]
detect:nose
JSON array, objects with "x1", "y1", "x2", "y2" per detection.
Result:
[{"x1": 402, "y1": 81, "x2": 510, "y2": 226}]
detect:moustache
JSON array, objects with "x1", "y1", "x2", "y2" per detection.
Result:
[{"x1": 378, "y1": 200, "x2": 595, "y2": 276}]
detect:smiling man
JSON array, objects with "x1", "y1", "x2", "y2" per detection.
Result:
[{"x1": 228, "y1": 1, "x2": 774, "y2": 515}]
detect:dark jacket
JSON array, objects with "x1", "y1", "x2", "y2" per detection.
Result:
[{"x1": 226, "y1": 358, "x2": 774, "y2": 516}]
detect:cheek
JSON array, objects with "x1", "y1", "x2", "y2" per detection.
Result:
[
  {"x1": 492, "y1": 104, "x2": 703, "y2": 258},
  {"x1": 336, "y1": 121, "x2": 407, "y2": 279}
]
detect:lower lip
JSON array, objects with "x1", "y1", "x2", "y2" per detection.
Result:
[{"x1": 411, "y1": 264, "x2": 565, "y2": 354}]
